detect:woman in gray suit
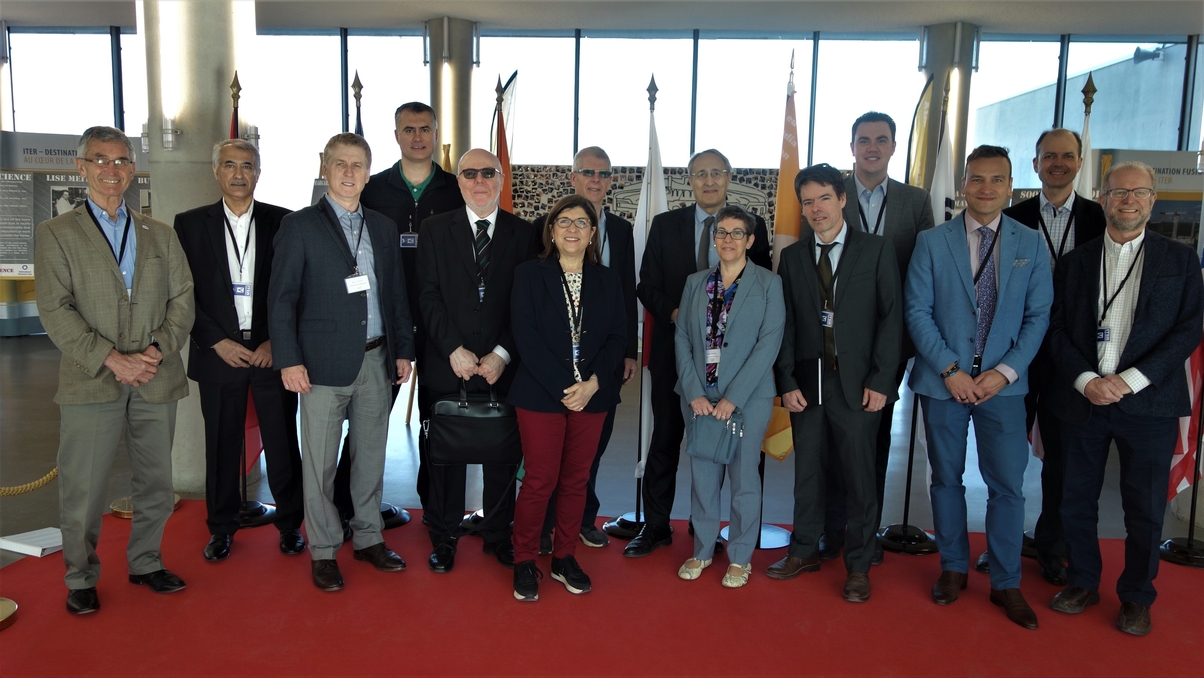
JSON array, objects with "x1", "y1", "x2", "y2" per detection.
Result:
[{"x1": 674, "y1": 205, "x2": 785, "y2": 588}]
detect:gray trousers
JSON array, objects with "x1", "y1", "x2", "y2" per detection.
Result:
[
  {"x1": 686, "y1": 396, "x2": 772, "y2": 566},
  {"x1": 300, "y1": 346, "x2": 390, "y2": 560},
  {"x1": 58, "y1": 386, "x2": 177, "y2": 590}
]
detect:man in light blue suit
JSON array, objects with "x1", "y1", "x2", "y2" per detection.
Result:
[{"x1": 905, "y1": 146, "x2": 1052, "y2": 630}]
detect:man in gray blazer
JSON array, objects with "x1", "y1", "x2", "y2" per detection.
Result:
[
  {"x1": 36, "y1": 126, "x2": 195, "y2": 615},
  {"x1": 268, "y1": 133, "x2": 415, "y2": 592},
  {"x1": 811, "y1": 112, "x2": 934, "y2": 564},
  {"x1": 769, "y1": 163, "x2": 902, "y2": 602}
]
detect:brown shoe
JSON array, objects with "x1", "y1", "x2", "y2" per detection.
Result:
[
  {"x1": 766, "y1": 555, "x2": 821, "y2": 580},
  {"x1": 843, "y1": 572, "x2": 871, "y2": 602},
  {"x1": 990, "y1": 588, "x2": 1038, "y2": 629},
  {"x1": 1050, "y1": 586, "x2": 1100, "y2": 614},
  {"x1": 931, "y1": 570, "x2": 968, "y2": 605},
  {"x1": 1116, "y1": 602, "x2": 1151, "y2": 636}
]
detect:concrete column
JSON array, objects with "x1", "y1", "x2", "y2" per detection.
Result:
[
  {"x1": 427, "y1": 17, "x2": 475, "y2": 169},
  {"x1": 919, "y1": 22, "x2": 978, "y2": 188},
  {"x1": 142, "y1": 0, "x2": 251, "y2": 493}
]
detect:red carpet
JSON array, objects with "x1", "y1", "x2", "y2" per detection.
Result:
[{"x1": 0, "y1": 500, "x2": 1200, "y2": 677}]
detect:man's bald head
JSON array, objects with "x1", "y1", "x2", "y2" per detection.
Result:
[{"x1": 457, "y1": 148, "x2": 505, "y2": 217}]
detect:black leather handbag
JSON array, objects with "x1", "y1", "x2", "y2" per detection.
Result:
[{"x1": 424, "y1": 382, "x2": 523, "y2": 466}]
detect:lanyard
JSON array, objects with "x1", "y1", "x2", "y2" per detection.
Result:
[
  {"x1": 1099, "y1": 239, "x2": 1145, "y2": 325},
  {"x1": 710, "y1": 265, "x2": 744, "y2": 341},
  {"x1": 856, "y1": 187, "x2": 889, "y2": 236},
  {"x1": 318, "y1": 204, "x2": 367, "y2": 274},
  {"x1": 973, "y1": 228, "x2": 1000, "y2": 286},
  {"x1": 222, "y1": 213, "x2": 254, "y2": 278},
  {"x1": 560, "y1": 270, "x2": 584, "y2": 343},
  {"x1": 84, "y1": 201, "x2": 131, "y2": 265},
  {"x1": 598, "y1": 216, "x2": 610, "y2": 264},
  {"x1": 1037, "y1": 209, "x2": 1076, "y2": 262}
]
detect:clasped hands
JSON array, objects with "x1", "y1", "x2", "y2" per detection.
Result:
[
  {"x1": 944, "y1": 367, "x2": 1008, "y2": 405},
  {"x1": 780, "y1": 387, "x2": 887, "y2": 413},
  {"x1": 1083, "y1": 374, "x2": 1133, "y2": 406},
  {"x1": 450, "y1": 346, "x2": 505, "y2": 385},
  {"x1": 104, "y1": 346, "x2": 161, "y2": 387},
  {"x1": 690, "y1": 396, "x2": 737, "y2": 421}
]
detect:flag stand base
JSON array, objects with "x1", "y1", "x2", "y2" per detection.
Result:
[
  {"x1": 720, "y1": 524, "x2": 790, "y2": 550},
  {"x1": 1159, "y1": 538, "x2": 1204, "y2": 568},
  {"x1": 239, "y1": 501, "x2": 276, "y2": 528},
  {"x1": 878, "y1": 523, "x2": 939, "y2": 555},
  {"x1": 381, "y1": 503, "x2": 410, "y2": 529},
  {"x1": 0, "y1": 598, "x2": 16, "y2": 632},
  {"x1": 603, "y1": 512, "x2": 644, "y2": 540}
]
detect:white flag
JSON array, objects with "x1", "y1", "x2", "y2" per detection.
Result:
[
  {"x1": 1076, "y1": 112, "x2": 1093, "y2": 200},
  {"x1": 633, "y1": 105, "x2": 668, "y2": 480},
  {"x1": 930, "y1": 115, "x2": 957, "y2": 225}
]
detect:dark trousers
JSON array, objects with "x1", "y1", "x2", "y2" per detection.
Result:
[
  {"x1": 541, "y1": 403, "x2": 617, "y2": 535},
  {"x1": 426, "y1": 459, "x2": 517, "y2": 547},
  {"x1": 1061, "y1": 405, "x2": 1177, "y2": 607},
  {"x1": 642, "y1": 364, "x2": 685, "y2": 529},
  {"x1": 198, "y1": 364, "x2": 304, "y2": 536},
  {"x1": 788, "y1": 370, "x2": 881, "y2": 573},
  {"x1": 1030, "y1": 395, "x2": 1067, "y2": 560},
  {"x1": 823, "y1": 362, "x2": 905, "y2": 539},
  {"x1": 514, "y1": 408, "x2": 607, "y2": 562}
]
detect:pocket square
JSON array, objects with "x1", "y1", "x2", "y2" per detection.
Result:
[{"x1": 1013, "y1": 258, "x2": 1030, "y2": 267}]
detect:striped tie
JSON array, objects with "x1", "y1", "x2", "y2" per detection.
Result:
[{"x1": 474, "y1": 219, "x2": 491, "y2": 277}]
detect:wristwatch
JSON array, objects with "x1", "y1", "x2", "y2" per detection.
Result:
[
  {"x1": 149, "y1": 338, "x2": 164, "y2": 365},
  {"x1": 940, "y1": 362, "x2": 960, "y2": 379}
]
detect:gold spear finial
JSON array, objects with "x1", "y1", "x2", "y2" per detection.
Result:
[
  {"x1": 352, "y1": 71, "x2": 363, "y2": 106},
  {"x1": 495, "y1": 76, "x2": 505, "y2": 109},
  {"x1": 230, "y1": 72, "x2": 242, "y2": 108},
  {"x1": 1082, "y1": 72, "x2": 1097, "y2": 117},
  {"x1": 647, "y1": 76, "x2": 658, "y2": 112}
]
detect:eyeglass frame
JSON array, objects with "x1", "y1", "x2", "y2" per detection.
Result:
[
  {"x1": 573, "y1": 168, "x2": 613, "y2": 179},
  {"x1": 713, "y1": 228, "x2": 748, "y2": 241},
  {"x1": 554, "y1": 217, "x2": 593, "y2": 230},
  {"x1": 459, "y1": 167, "x2": 501, "y2": 180},
  {"x1": 80, "y1": 157, "x2": 134, "y2": 169},
  {"x1": 1104, "y1": 187, "x2": 1155, "y2": 200},
  {"x1": 690, "y1": 169, "x2": 731, "y2": 180}
]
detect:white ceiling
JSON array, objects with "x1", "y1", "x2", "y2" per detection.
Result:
[{"x1": 2, "y1": 0, "x2": 1201, "y2": 36}]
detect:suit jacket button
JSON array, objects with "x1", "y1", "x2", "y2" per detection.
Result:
[
  {"x1": 362, "y1": 321, "x2": 367, "y2": 325},
  {"x1": 361, "y1": 292, "x2": 367, "y2": 297},
  {"x1": 723, "y1": 342, "x2": 728, "y2": 347}
]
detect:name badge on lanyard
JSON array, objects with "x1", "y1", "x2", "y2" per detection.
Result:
[
  {"x1": 232, "y1": 283, "x2": 252, "y2": 297},
  {"x1": 345, "y1": 273, "x2": 370, "y2": 293},
  {"x1": 706, "y1": 348, "x2": 721, "y2": 365},
  {"x1": 1096, "y1": 327, "x2": 1111, "y2": 343},
  {"x1": 400, "y1": 233, "x2": 418, "y2": 248},
  {"x1": 821, "y1": 310, "x2": 835, "y2": 328},
  {"x1": 478, "y1": 283, "x2": 486, "y2": 303},
  {"x1": 572, "y1": 343, "x2": 581, "y2": 364}
]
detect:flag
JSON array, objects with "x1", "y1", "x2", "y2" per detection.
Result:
[
  {"x1": 230, "y1": 106, "x2": 238, "y2": 140},
  {"x1": 764, "y1": 69, "x2": 802, "y2": 461},
  {"x1": 1075, "y1": 109, "x2": 1093, "y2": 200},
  {"x1": 1169, "y1": 264, "x2": 1204, "y2": 499},
  {"x1": 492, "y1": 72, "x2": 517, "y2": 213},
  {"x1": 633, "y1": 95, "x2": 668, "y2": 480},
  {"x1": 929, "y1": 103, "x2": 957, "y2": 225},
  {"x1": 905, "y1": 74, "x2": 936, "y2": 189}
]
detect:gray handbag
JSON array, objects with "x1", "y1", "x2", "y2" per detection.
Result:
[{"x1": 686, "y1": 407, "x2": 744, "y2": 465}]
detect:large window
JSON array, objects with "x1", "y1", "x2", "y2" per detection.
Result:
[
  {"x1": 245, "y1": 34, "x2": 342, "y2": 209},
  {"x1": 120, "y1": 28, "x2": 148, "y2": 140},
  {"x1": 346, "y1": 35, "x2": 428, "y2": 173},
  {"x1": 968, "y1": 38, "x2": 1062, "y2": 189},
  {"x1": 578, "y1": 35, "x2": 694, "y2": 167},
  {"x1": 9, "y1": 32, "x2": 115, "y2": 134},
  {"x1": 1062, "y1": 39, "x2": 1187, "y2": 152},
  {"x1": 695, "y1": 37, "x2": 814, "y2": 169},
  {"x1": 812, "y1": 38, "x2": 927, "y2": 180},
  {"x1": 472, "y1": 36, "x2": 576, "y2": 165}
]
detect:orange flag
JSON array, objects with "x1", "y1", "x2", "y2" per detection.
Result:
[{"x1": 495, "y1": 106, "x2": 514, "y2": 212}]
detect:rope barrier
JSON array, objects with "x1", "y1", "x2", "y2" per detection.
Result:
[{"x1": 0, "y1": 467, "x2": 58, "y2": 497}]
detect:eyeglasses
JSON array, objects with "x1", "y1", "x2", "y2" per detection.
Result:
[
  {"x1": 555, "y1": 217, "x2": 591, "y2": 230},
  {"x1": 460, "y1": 168, "x2": 500, "y2": 180},
  {"x1": 713, "y1": 228, "x2": 747, "y2": 241},
  {"x1": 574, "y1": 169, "x2": 613, "y2": 179},
  {"x1": 690, "y1": 169, "x2": 730, "y2": 180},
  {"x1": 80, "y1": 157, "x2": 133, "y2": 168},
  {"x1": 1105, "y1": 187, "x2": 1155, "y2": 200}
]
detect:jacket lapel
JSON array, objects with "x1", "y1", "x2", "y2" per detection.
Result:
[
  {"x1": 943, "y1": 218, "x2": 977, "y2": 305},
  {"x1": 206, "y1": 201, "x2": 236, "y2": 296},
  {"x1": 251, "y1": 201, "x2": 272, "y2": 290},
  {"x1": 73, "y1": 206, "x2": 126, "y2": 287},
  {"x1": 315, "y1": 198, "x2": 359, "y2": 271},
  {"x1": 542, "y1": 258, "x2": 571, "y2": 331},
  {"x1": 485, "y1": 214, "x2": 516, "y2": 287},
  {"x1": 1130, "y1": 232, "x2": 1165, "y2": 330},
  {"x1": 451, "y1": 210, "x2": 481, "y2": 281},
  {"x1": 995, "y1": 219, "x2": 1019, "y2": 300},
  {"x1": 797, "y1": 233, "x2": 823, "y2": 313},
  {"x1": 834, "y1": 227, "x2": 863, "y2": 309}
]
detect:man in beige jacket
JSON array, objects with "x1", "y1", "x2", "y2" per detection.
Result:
[{"x1": 35, "y1": 126, "x2": 194, "y2": 615}]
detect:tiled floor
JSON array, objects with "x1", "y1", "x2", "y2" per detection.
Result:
[{"x1": 3, "y1": 333, "x2": 1200, "y2": 570}]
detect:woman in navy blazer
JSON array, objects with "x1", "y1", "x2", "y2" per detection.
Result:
[
  {"x1": 509, "y1": 195, "x2": 627, "y2": 601},
  {"x1": 675, "y1": 205, "x2": 785, "y2": 588}
]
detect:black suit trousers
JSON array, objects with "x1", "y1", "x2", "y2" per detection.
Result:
[
  {"x1": 643, "y1": 361, "x2": 685, "y2": 528},
  {"x1": 199, "y1": 354, "x2": 304, "y2": 535}
]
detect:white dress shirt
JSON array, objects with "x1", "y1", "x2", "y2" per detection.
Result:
[
  {"x1": 222, "y1": 200, "x2": 256, "y2": 332},
  {"x1": 1073, "y1": 229, "x2": 1150, "y2": 395},
  {"x1": 464, "y1": 205, "x2": 510, "y2": 364}
]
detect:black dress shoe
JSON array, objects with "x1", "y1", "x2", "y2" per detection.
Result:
[
  {"x1": 817, "y1": 531, "x2": 843, "y2": 561},
  {"x1": 354, "y1": 543, "x2": 406, "y2": 571},
  {"x1": 203, "y1": 534, "x2": 232, "y2": 561},
  {"x1": 66, "y1": 587, "x2": 99, "y2": 615},
  {"x1": 428, "y1": 542, "x2": 456, "y2": 573},
  {"x1": 483, "y1": 539, "x2": 515, "y2": 568},
  {"x1": 1116, "y1": 602, "x2": 1152, "y2": 636},
  {"x1": 312, "y1": 559, "x2": 344, "y2": 591},
  {"x1": 128, "y1": 569, "x2": 186, "y2": 593},
  {"x1": 871, "y1": 541, "x2": 884, "y2": 566},
  {"x1": 1050, "y1": 586, "x2": 1100, "y2": 614},
  {"x1": 1037, "y1": 554, "x2": 1068, "y2": 586},
  {"x1": 990, "y1": 588, "x2": 1039, "y2": 630},
  {"x1": 279, "y1": 528, "x2": 306, "y2": 555},
  {"x1": 975, "y1": 550, "x2": 991, "y2": 574},
  {"x1": 623, "y1": 524, "x2": 672, "y2": 558},
  {"x1": 931, "y1": 570, "x2": 968, "y2": 605}
]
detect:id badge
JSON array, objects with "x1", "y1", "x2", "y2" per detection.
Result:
[
  {"x1": 706, "y1": 348, "x2": 721, "y2": 365},
  {"x1": 400, "y1": 232, "x2": 418, "y2": 249},
  {"x1": 821, "y1": 310, "x2": 835, "y2": 328},
  {"x1": 345, "y1": 273, "x2": 370, "y2": 293},
  {"x1": 232, "y1": 282, "x2": 252, "y2": 297},
  {"x1": 478, "y1": 284, "x2": 486, "y2": 303},
  {"x1": 1096, "y1": 327, "x2": 1111, "y2": 343},
  {"x1": 572, "y1": 343, "x2": 581, "y2": 364}
]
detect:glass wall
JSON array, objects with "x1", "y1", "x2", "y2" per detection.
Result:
[
  {"x1": 346, "y1": 35, "x2": 428, "y2": 173},
  {"x1": 472, "y1": 36, "x2": 576, "y2": 165},
  {"x1": 811, "y1": 38, "x2": 927, "y2": 180},
  {"x1": 695, "y1": 37, "x2": 814, "y2": 169},
  {"x1": 578, "y1": 35, "x2": 694, "y2": 167},
  {"x1": 9, "y1": 32, "x2": 115, "y2": 134},
  {"x1": 968, "y1": 38, "x2": 1062, "y2": 189},
  {"x1": 120, "y1": 29, "x2": 149, "y2": 142}
]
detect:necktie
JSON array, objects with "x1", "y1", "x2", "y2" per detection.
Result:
[
  {"x1": 697, "y1": 216, "x2": 714, "y2": 271},
  {"x1": 818, "y1": 242, "x2": 837, "y2": 371},
  {"x1": 474, "y1": 219, "x2": 491, "y2": 277},
  {"x1": 974, "y1": 226, "x2": 997, "y2": 358}
]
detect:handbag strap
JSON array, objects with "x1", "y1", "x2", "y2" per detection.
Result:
[{"x1": 458, "y1": 379, "x2": 501, "y2": 408}]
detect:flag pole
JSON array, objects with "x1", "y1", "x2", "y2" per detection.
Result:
[
  {"x1": 604, "y1": 76, "x2": 661, "y2": 540},
  {"x1": 352, "y1": 71, "x2": 364, "y2": 136},
  {"x1": 1160, "y1": 376, "x2": 1204, "y2": 567}
]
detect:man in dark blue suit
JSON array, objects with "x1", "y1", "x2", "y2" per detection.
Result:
[
  {"x1": 268, "y1": 133, "x2": 415, "y2": 592},
  {"x1": 1047, "y1": 161, "x2": 1203, "y2": 636},
  {"x1": 905, "y1": 146, "x2": 1052, "y2": 629}
]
